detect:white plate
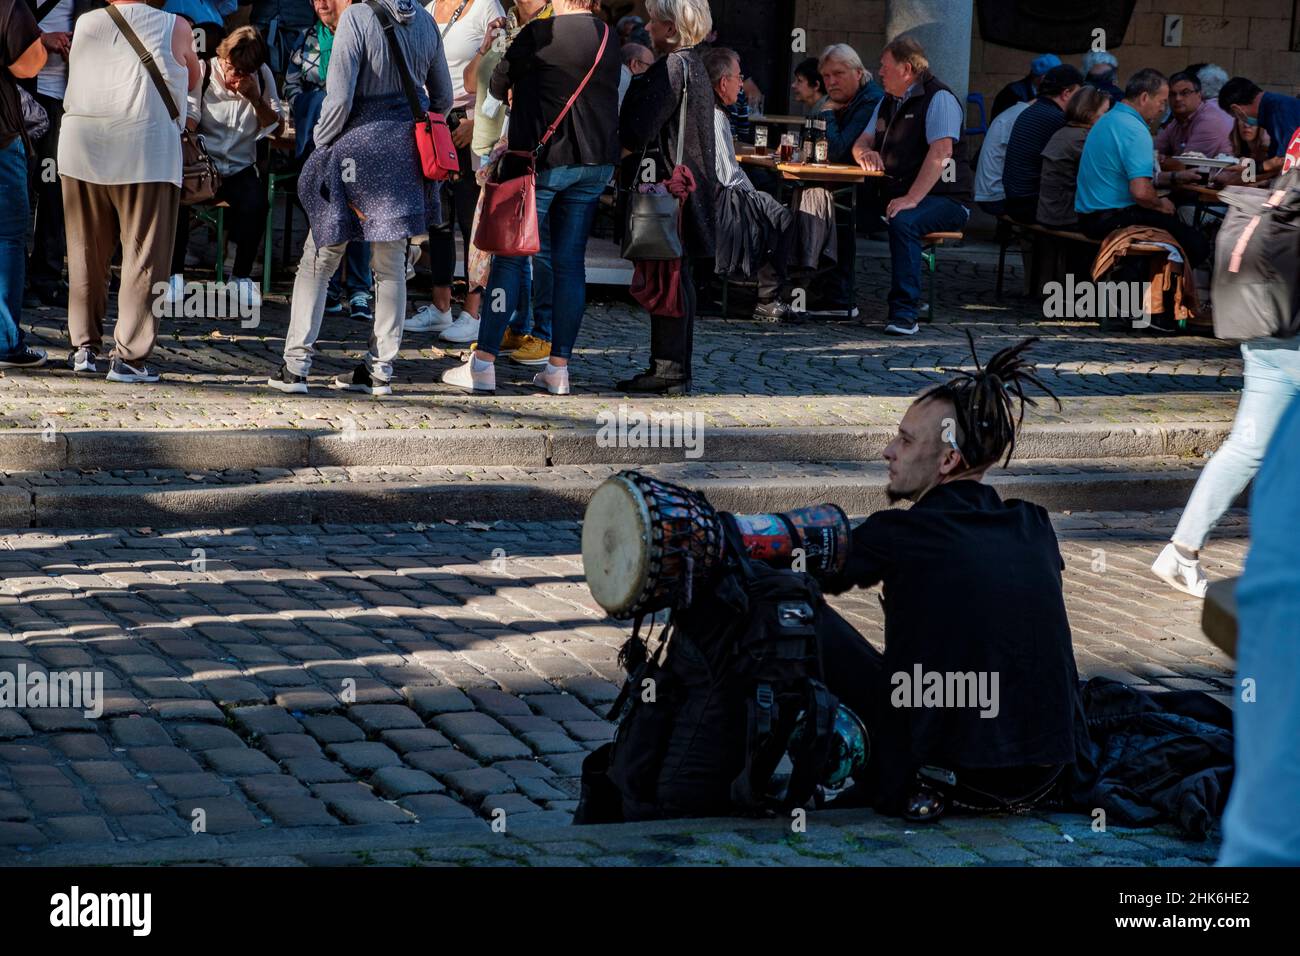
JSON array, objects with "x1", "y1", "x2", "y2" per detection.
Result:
[{"x1": 1174, "y1": 155, "x2": 1238, "y2": 169}]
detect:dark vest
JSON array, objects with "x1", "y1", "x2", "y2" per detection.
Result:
[{"x1": 875, "y1": 71, "x2": 973, "y2": 203}]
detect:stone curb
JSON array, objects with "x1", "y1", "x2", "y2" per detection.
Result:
[
  {"x1": 0, "y1": 423, "x2": 1230, "y2": 471},
  {"x1": 0, "y1": 462, "x2": 1241, "y2": 528},
  {"x1": 3, "y1": 807, "x2": 884, "y2": 866}
]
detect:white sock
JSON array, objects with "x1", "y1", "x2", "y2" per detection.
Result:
[
  {"x1": 471, "y1": 357, "x2": 493, "y2": 373},
  {"x1": 546, "y1": 361, "x2": 565, "y2": 375}
]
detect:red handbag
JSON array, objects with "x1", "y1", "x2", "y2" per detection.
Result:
[
  {"x1": 368, "y1": 1, "x2": 460, "y2": 181},
  {"x1": 472, "y1": 21, "x2": 610, "y2": 256}
]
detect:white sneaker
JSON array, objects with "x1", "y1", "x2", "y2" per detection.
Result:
[
  {"x1": 163, "y1": 274, "x2": 185, "y2": 308},
  {"x1": 405, "y1": 304, "x2": 454, "y2": 333},
  {"x1": 405, "y1": 238, "x2": 424, "y2": 279},
  {"x1": 234, "y1": 277, "x2": 262, "y2": 312},
  {"x1": 532, "y1": 363, "x2": 571, "y2": 395},
  {"x1": 441, "y1": 355, "x2": 495, "y2": 393},
  {"x1": 1152, "y1": 543, "x2": 1208, "y2": 598},
  {"x1": 439, "y1": 312, "x2": 481, "y2": 344}
]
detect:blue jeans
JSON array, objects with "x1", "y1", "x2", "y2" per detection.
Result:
[
  {"x1": 1173, "y1": 340, "x2": 1300, "y2": 551},
  {"x1": 478, "y1": 163, "x2": 612, "y2": 360},
  {"x1": 0, "y1": 138, "x2": 29, "y2": 355},
  {"x1": 886, "y1": 195, "x2": 969, "y2": 323},
  {"x1": 327, "y1": 241, "x2": 372, "y2": 300},
  {"x1": 1219, "y1": 395, "x2": 1300, "y2": 866}
]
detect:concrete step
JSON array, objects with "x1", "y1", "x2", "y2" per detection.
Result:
[
  {"x1": 0, "y1": 421, "x2": 1229, "y2": 471},
  {"x1": 0, "y1": 457, "x2": 1234, "y2": 528}
]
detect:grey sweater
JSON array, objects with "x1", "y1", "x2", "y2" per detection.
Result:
[{"x1": 314, "y1": 0, "x2": 453, "y2": 148}]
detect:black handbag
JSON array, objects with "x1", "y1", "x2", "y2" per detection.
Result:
[{"x1": 621, "y1": 54, "x2": 690, "y2": 261}]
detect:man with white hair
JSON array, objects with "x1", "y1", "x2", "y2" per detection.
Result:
[
  {"x1": 804, "y1": 43, "x2": 882, "y2": 316},
  {"x1": 1082, "y1": 50, "x2": 1122, "y2": 105}
]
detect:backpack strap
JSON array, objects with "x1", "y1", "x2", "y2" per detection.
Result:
[
  {"x1": 105, "y1": 4, "x2": 181, "y2": 123},
  {"x1": 366, "y1": 0, "x2": 427, "y2": 125}
]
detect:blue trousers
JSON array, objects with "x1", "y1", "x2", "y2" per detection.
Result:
[
  {"x1": 478, "y1": 163, "x2": 611, "y2": 360},
  {"x1": 886, "y1": 195, "x2": 969, "y2": 323},
  {"x1": 0, "y1": 138, "x2": 29, "y2": 355}
]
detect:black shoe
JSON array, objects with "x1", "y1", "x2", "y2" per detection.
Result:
[
  {"x1": 37, "y1": 284, "x2": 68, "y2": 308},
  {"x1": 0, "y1": 346, "x2": 47, "y2": 368},
  {"x1": 805, "y1": 302, "x2": 861, "y2": 320},
  {"x1": 616, "y1": 367, "x2": 690, "y2": 396},
  {"x1": 324, "y1": 296, "x2": 345, "y2": 316},
  {"x1": 331, "y1": 363, "x2": 392, "y2": 396},
  {"x1": 348, "y1": 292, "x2": 373, "y2": 322},
  {"x1": 105, "y1": 358, "x2": 160, "y2": 383},
  {"x1": 267, "y1": 363, "x2": 308, "y2": 394},
  {"x1": 903, "y1": 785, "x2": 946, "y2": 823}
]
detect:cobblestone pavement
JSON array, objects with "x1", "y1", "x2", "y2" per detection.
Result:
[
  {"x1": 0, "y1": 510, "x2": 1242, "y2": 864},
  {"x1": 0, "y1": 241, "x2": 1241, "y2": 431}
]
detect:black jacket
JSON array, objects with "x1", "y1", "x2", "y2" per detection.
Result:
[
  {"x1": 1066, "y1": 678, "x2": 1234, "y2": 840},
  {"x1": 619, "y1": 45, "x2": 716, "y2": 257},
  {"x1": 822, "y1": 481, "x2": 1080, "y2": 788}
]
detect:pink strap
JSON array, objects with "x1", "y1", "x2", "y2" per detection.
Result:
[{"x1": 536, "y1": 21, "x2": 611, "y2": 153}]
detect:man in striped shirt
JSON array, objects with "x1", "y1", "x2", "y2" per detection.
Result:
[{"x1": 1002, "y1": 64, "x2": 1082, "y2": 224}]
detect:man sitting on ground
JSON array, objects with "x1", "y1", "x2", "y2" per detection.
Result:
[
  {"x1": 1002, "y1": 64, "x2": 1083, "y2": 223},
  {"x1": 851, "y1": 36, "x2": 973, "y2": 336},
  {"x1": 1074, "y1": 68, "x2": 1208, "y2": 267},
  {"x1": 818, "y1": 335, "x2": 1080, "y2": 822}
]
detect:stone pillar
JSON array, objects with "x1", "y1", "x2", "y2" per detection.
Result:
[{"x1": 885, "y1": 0, "x2": 974, "y2": 107}]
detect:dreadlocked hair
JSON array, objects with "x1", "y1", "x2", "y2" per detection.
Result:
[{"x1": 921, "y1": 331, "x2": 1061, "y2": 470}]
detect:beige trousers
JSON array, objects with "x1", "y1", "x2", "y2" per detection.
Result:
[{"x1": 62, "y1": 177, "x2": 180, "y2": 363}]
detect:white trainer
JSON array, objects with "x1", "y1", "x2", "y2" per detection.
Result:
[
  {"x1": 163, "y1": 273, "x2": 185, "y2": 309},
  {"x1": 441, "y1": 355, "x2": 495, "y2": 393},
  {"x1": 439, "y1": 312, "x2": 481, "y2": 344},
  {"x1": 405, "y1": 304, "x2": 454, "y2": 333},
  {"x1": 1151, "y1": 543, "x2": 1208, "y2": 599},
  {"x1": 532, "y1": 363, "x2": 571, "y2": 395},
  {"x1": 234, "y1": 276, "x2": 262, "y2": 312}
]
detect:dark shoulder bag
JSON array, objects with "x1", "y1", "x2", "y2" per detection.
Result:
[
  {"x1": 621, "y1": 53, "x2": 688, "y2": 261},
  {"x1": 105, "y1": 4, "x2": 221, "y2": 205}
]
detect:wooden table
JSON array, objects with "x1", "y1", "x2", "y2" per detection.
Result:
[
  {"x1": 776, "y1": 162, "x2": 878, "y2": 184},
  {"x1": 750, "y1": 113, "x2": 806, "y2": 127},
  {"x1": 1202, "y1": 577, "x2": 1239, "y2": 659},
  {"x1": 1174, "y1": 182, "x2": 1227, "y2": 230},
  {"x1": 736, "y1": 152, "x2": 778, "y2": 169}
]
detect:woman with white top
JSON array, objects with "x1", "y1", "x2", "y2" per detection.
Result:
[
  {"x1": 405, "y1": 0, "x2": 504, "y2": 343},
  {"x1": 59, "y1": 0, "x2": 201, "y2": 383},
  {"x1": 166, "y1": 26, "x2": 286, "y2": 311}
]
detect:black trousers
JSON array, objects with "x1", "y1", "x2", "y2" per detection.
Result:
[
  {"x1": 817, "y1": 604, "x2": 1064, "y2": 814},
  {"x1": 430, "y1": 138, "x2": 481, "y2": 289},
  {"x1": 172, "y1": 165, "x2": 268, "y2": 279},
  {"x1": 1004, "y1": 194, "x2": 1038, "y2": 225},
  {"x1": 26, "y1": 93, "x2": 65, "y2": 291},
  {"x1": 1078, "y1": 204, "x2": 1210, "y2": 268},
  {"x1": 649, "y1": 254, "x2": 698, "y2": 380}
]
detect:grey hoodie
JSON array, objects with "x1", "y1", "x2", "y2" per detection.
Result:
[{"x1": 314, "y1": 0, "x2": 453, "y2": 148}]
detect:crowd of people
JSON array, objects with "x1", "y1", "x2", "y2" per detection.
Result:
[{"x1": 2, "y1": 1, "x2": 1299, "y2": 394}]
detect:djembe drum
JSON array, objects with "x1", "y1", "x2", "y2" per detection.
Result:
[{"x1": 581, "y1": 471, "x2": 851, "y2": 619}]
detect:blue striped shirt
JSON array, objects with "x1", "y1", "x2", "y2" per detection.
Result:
[{"x1": 1002, "y1": 98, "x2": 1066, "y2": 199}]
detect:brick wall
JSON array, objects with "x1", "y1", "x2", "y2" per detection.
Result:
[{"x1": 789, "y1": 0, "x2": 1300, "y2": 110}]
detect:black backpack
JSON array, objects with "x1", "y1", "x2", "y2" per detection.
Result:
[
  {"x1": 1212, "y1": 168, "x2": 1300, "y2": 342},
  {"x1": 574, "y1": 515, "x2": 838, "y2": 823}
]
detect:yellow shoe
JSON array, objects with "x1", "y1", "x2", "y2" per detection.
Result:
[
  {"x1": 509, "y1": 335, "x2": 552, "y2": 366},
  {"x1": 500, "y1": 328, "x2": 529, "y2": 352}
]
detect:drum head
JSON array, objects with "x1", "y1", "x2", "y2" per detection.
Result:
[{"x1": 582, "y1": 476, "x2": 653, "y2": 618}]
